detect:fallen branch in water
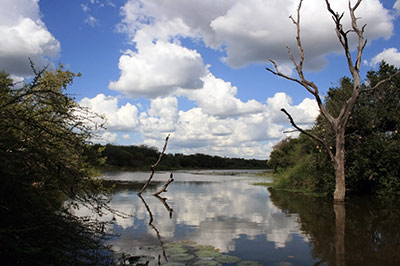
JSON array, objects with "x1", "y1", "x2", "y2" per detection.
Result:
[
  {"x1": 137, "y1": 134, "x2": 170, "y2": 196},
  {"x1": 153, "y1": 173, "x2": 174, "y2": 196}
]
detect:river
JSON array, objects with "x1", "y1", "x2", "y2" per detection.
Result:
[{"x1": 81, "y1": 170, "x2": 400, "y2": 265}]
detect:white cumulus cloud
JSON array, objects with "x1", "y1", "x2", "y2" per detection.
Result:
[
  {"x1": 0, "y1": 0, "x2": 60, "y2": 75},
  {"x1": 118, "y1": 0, "x2": 393, "y2": 70},
  {"x1": 394, "y1": 0, "x2": 400, "y2": 14},
  {"x1": 109, "y1": 40, "x2": 207, "y2": 98},
  {"x1": 181, "y1": 73, "x2": 264, "y2": 118},
  {"x1": 79, "y1": 94, "x2": 139, "y2": 132},
  {"x1": 78, "y1": 91, "x2": 319, "y2": 159},
  {"x1": 370, "y1": 48, "x2": 400, "y2": 67}
]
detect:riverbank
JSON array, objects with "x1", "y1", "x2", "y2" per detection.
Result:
[{"x1": 251, "y1": 171, "x2": 328, "y2": 197}]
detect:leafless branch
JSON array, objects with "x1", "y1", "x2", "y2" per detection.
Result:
[
  {"x1": 371, "y1": 70, "x2": 400, "y2": 90},
  {"x1": 155, "y1": 195, "x2": 173, "y2": 219},
  {"x1": 153, "y1": 173, "x2": 174, "y2": 196},
  {"x1": 138, "y1": 134, "x2": 170, "y2": 195},
  {"x1": 138, "y1": 195, "x2": 168, "y2": 262},
  {"x1": 283, "y1": 129, "x2": 299, "y2": 134},
  {"x1": 281, "y1": 108, "x2": 335, "y2": 161},
  {"x1": 267, "y1": 0, "x2": 335, "y2": 125}
]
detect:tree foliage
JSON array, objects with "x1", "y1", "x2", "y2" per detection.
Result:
[
  {"x1": 102, "y1": 144, "x2": 267, "y2": 171},
  {"x1": 268, "y1": 62, "x2": 400, "y2": 196},
  {"x1": 0, "y1": 66, "x2": 116, "y2": 265}
]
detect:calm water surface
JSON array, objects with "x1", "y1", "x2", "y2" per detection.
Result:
[{"x1": 93, "y1": 170, "x2": 400, "y2": 266}]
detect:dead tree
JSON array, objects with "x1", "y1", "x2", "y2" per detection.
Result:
[{"x1": 266, "y1": 0, "x2": 397, "y2": 201}]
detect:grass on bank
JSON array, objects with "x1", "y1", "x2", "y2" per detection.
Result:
[{"x1": 252, "y1": 170, "x2": 328, "y2": 197}]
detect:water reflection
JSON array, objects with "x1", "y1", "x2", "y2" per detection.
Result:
[
  {"x1": 104, "y1": 171, "x2": 318, "y2": 265},
  {"x1": 87, "y1": 171, "x2": 400, "y2": 265},
  {"x1": 269, "y1": 189, "x2": 400, "y2": 266}
]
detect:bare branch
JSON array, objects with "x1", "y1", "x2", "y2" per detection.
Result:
[
  {"x1": 153, "y1": 173, "x2": 174, "y2": 196},
  {"x1": 155, "y1": 195, "x2": 173, "y2": 218},
  {"x1": 138, "y1": 195, "x2": 168, "y2": 262},
  {"x1": 266, "y1": 61, "x2": 312, "y2": 93},
  {"x1": 361, "y1": 70, "x2": 400, "y2": 93},
  {"x1": 138, "y1": 134, "x2": 170, "y2": 195},
  {"x1": 281, "y1": 108, "x2": 335, "y2": 161},
  {"x1": 283, "y1": 129, "x2": 299, "y2": 134}
]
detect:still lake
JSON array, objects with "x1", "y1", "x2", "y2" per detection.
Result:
[{"x1": 90, "y1": 170, "x2": 400, "y2": 266}]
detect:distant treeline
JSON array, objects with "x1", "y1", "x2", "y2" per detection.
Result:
[{"x1": 99, "y1": 144, "x2": 267, "y2": 170}]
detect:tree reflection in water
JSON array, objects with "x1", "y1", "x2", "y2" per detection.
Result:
[
  {"x1": 138, "y1": 194, "x2": 173, "y2": 265},
  {"x1": 268, "y1": 188, "x2": 400, "y2": 266}
]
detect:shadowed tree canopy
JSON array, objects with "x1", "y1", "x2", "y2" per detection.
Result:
[{"x1": 0, "y1": 65, "x2": 119, "y2": 265}]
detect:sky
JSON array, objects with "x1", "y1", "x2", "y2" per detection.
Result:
[{"x1": 1, "y1": 0, "x2": 400, "y2": 159}]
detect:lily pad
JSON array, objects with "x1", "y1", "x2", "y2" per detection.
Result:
[
  {"x1": 216, "y1": 255, "x2": 241, "y2": 263},
  {"x1": 195, "y1": 249, "x2": 221, "y2": 258},
  {"x1": 238, "y1": 260, "x2": 263, "y2": 266},
  {"x1": 168, "y1": 252, "x2": 195, "y2": 261},
  {"x1": 165, "y1": 245, "x2": 188, "y2": 255},
  {"x1": 194, "y1": 245, "x2": 217, "y2": 251},
  {"x1": 193, "y1": 260, "x2": 222, "y2": 266},
  {"x1": 164, "y1": 242, "x2": 183, "y2": 248},
  {"x1": 161, "y1": 263, "x2": 186, "y2": 266}
]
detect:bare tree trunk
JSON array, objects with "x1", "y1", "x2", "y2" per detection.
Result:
[{"x1": 334, "y1": 130, "x2": 346, "y2": 201}]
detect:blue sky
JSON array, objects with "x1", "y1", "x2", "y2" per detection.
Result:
[{"x1": 1, "y1": 0, "x2": 400, "y2": 159}]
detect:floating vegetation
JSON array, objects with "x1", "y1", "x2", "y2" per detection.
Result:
[
  {"x1": 164, "y1": 242, "x2": 184, "y2": 248},
  {"x1": 216, "y1": 255, "x2": 241, "y2": 263},
  {"x1": 161, "y1": 263, "x2": 186, "y2": 266},
  {"x1": 168, "y1": 252, "x2": 195, "y2": 261},
  {"x1": 192, "y1": 259, "x2": 222, "y2": 266},
  {"x1": 195, "y1": 249, "x2": 221, "y2": 258},
  {"x1": 138, "y1": 241, "x2": 262, "y2": 266},
  {"x1": 237, "y1": 260, "x2": 263, "y2": 266},
  {"x1": 165, "y1": 245, "x2": 188, "y2": 255},
  {"x1": 193, "y1": 245, "x2": 217, "y2": 251}
]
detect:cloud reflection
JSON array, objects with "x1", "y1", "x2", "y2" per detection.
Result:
[{"x1": 101, "y1": 171, "x2": 305, "y2": 254}]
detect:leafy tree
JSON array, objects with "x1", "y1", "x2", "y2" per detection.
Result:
[
  {"x1": 267, "y1": 0, "x2": 400, "y2": 201},
  {"x1": 269, "y1": 62, "x2": 400, "y2": 196},
  {"x1": 0, "y1": 66, "x2": 116, "y2": 265}
]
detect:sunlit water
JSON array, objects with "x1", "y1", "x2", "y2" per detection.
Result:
[{"x1": 78, "y1": 170, "x2": 400, "y2": 265}]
